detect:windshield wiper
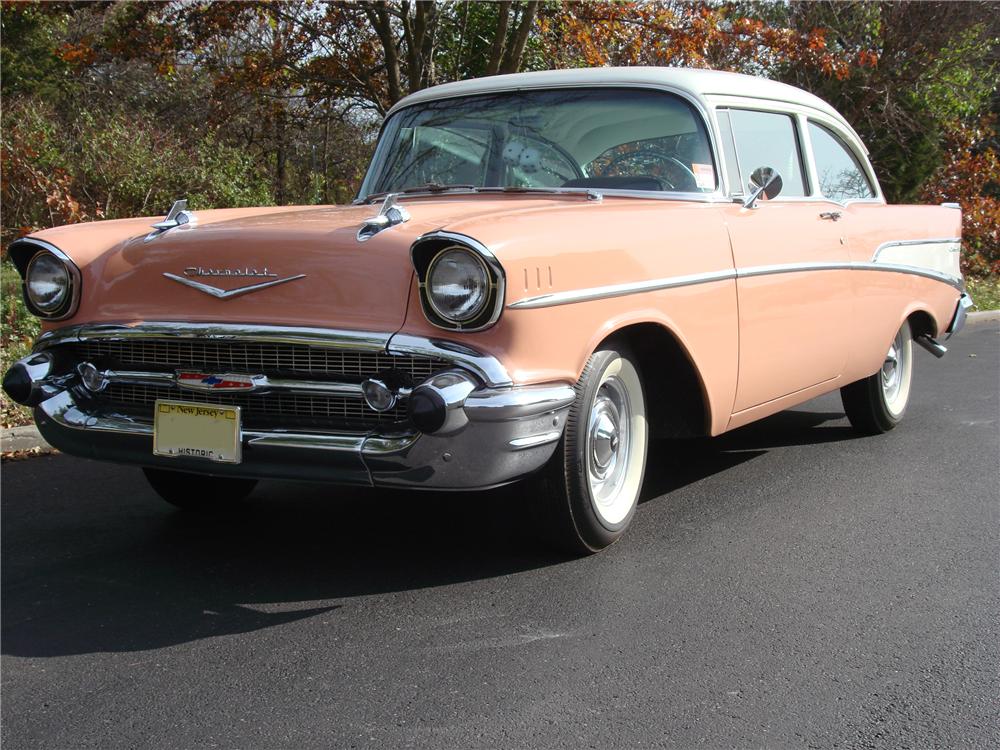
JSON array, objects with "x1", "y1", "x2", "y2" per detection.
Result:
[
  {"x1": 482, "y1": 186, "x2": 604, "y2": 201},
  {"x1": 362, "y1": 183, "x2": 479, "y2": 203}
]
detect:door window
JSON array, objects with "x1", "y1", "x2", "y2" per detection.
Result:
[
  {"x1": 728, "y1": 109, "x2": 807, "y2": 197},
  {"x1": 808, "y1": 121, "x2": 875, "y2": 202}
]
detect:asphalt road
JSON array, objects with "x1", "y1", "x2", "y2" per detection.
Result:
[{"x1": 3, "y1": 323, "x2": 998, "y2": 749}]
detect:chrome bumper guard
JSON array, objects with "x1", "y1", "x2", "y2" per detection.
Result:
[
  {"x1": 944, "y1": 292, "x2": 974, "y2": 340},
  {"x1": 21, "y1": 324, "x2": 575, "y2": 490}
]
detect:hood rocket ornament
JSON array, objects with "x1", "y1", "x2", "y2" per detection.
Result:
[{"x1": 145, "y1": 199, "x2": 196, "y2": 243}]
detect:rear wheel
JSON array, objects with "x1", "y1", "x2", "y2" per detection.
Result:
[
  {"x1": 841, "y1": 320, "x2": 913, "y2": 435},
  {"x1": 143, "y1": 467, "x2": 257, "y2": 511},
  {"x1": 532, "y1": 346, "x2": 648, "y2": 554}
]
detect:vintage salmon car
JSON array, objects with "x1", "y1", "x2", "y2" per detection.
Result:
[{"x1": 4, "y1": 68, "x2": 972, "y2": 552}]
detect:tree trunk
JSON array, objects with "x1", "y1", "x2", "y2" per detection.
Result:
[
  {"x1": 364, "y1": 2, "x2": 403, "y2": 106},
  {"x1": 486, "y1": 1, "x2": 512, "y2": 76},
  {"x1": 499, "y1": 1, "x2": 539, "y2": 74},
  {"x1": 274, "y1": 104, "x2": 287, "y2": 205}
]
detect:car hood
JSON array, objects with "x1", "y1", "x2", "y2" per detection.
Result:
[
  {"x1": 25, "y1": 198, "x2": 580, "y2": 332},
  {"x1": 28, "y1": 194, "x2": 681, "y2": 332}
]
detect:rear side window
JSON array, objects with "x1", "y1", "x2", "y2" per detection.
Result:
[
  {"x1": 808, "y1": 122, "x2": 875, "y2": 202},
  {"x1": 727, "y1": 109, "x2": 807, "y2": 197}
]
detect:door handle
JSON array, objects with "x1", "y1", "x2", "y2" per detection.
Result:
[{"x1": 820, "y1": 211, "x2": 842, "y2": 222}]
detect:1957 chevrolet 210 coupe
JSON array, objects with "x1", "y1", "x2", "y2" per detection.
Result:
[{"x1": 4, "y1": 68, "x2": 972, "y2": 552}]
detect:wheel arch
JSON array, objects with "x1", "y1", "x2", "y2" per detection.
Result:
[
  {"x1": 904, "y1": 307, "x2": 938, "y2": 340},
  {"x1": 592, "y1": 319, "x2": 712, "y2": 439}
]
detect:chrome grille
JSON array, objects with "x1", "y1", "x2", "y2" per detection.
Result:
[
  {"x1": 101, "y1": 383, "x2": 408, "y2": 428},
  {"x1": 74, "y1": 339, "x2": 449, "y2": 381}
]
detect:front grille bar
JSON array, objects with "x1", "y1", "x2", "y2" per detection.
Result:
[{"x1": 100, "y1": 369, "x2": 367, "y2": 397}]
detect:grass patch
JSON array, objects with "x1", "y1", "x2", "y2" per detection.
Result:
[
  {"x1": 966, "y1": 276, "x2": 1000, "y2": 312},
  {"x1": 1, "y1": 256, "x2": 41, "y2": 428}
]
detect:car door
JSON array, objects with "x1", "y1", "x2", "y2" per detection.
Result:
[{"x1": 719, "y1": 107, "x2": 855, "y2": 414}]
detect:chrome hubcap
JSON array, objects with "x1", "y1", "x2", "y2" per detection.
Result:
[
  {"x1": 590, "y1": 403, "x2": 621, "y2": 478},
  {"x1": 881, "y1": 333, "x2": 904, "y2": 403},
  {"x1": 586, "y1": 377, "x2": 631, "y2": 513}
]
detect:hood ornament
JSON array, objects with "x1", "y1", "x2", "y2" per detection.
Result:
[
  {"x1": 357, "y1": 193, "x2": 410, "y2": 242},
  {"x1": 145, "y1": 199, "x2": 196, "y2": 243},
  {"x1": 164, "y1": 268, "x2": 306, "y2": 299}
]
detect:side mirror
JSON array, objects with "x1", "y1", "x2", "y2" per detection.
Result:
[{"x1": 742, "y1": 167, "x2": 783, "y2": 209}]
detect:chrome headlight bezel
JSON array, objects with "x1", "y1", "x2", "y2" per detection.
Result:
[
  {"x1": 10, "y1": 239, "x2": 82, "y2": 321},
  {"x1": 411, "y1": 233, "x2": 505, "y2": 332},
  {"x1": 425, "y1": 246, "x2": 492, "y2": 324}
]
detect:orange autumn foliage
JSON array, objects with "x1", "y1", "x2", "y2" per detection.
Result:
[{"x1": 920, "y1": 119, "x2": 1000, "y2": 277}]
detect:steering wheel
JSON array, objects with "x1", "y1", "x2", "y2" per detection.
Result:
[{"x1": 601, "y1": 150, "x2": 700, "y2": 192}]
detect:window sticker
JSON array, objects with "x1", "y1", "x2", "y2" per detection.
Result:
[{"x1": 691, "y1": 163, "x2": 715, "y2": 190}]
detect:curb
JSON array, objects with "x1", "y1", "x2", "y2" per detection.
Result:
[
  {"x1": 0, "y1": 311, "x2": 996, "y2": 457},
  {"x1": 0, "y1": 424, "x2": 53, "y2": 455},
  {"x1": 967, "y1": 310, "x2": 1000, "y2": 326}
]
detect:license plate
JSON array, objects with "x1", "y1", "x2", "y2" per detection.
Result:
[{"x1": 153, "y1": 400, "x2": 242, "y2": 464}]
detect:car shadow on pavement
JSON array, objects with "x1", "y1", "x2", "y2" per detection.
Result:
[
  {"x1": 2, "y1": 407, "x2": 856, "y2": 658},
  {"x1": 640, "y1": 409, "x2": 851, "y2": 501}
]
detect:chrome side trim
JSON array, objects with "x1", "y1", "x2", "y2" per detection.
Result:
[
  {"x1": 508, "y1": 260, "x2": 963, "y2": 310},
  {"x1": 8, "y1": 238, "x2": 83, "y2": 321},
  {"x1": 508, "y1": 269, "x2": 736, "y2": 309},
  {"x1": 843, "y1": 261, "x2": 961, "y2": 288}
]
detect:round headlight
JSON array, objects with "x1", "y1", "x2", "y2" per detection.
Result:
[
  {"x1": 426, "y1": 247, "x2": 490, "y2": 323},
  {"x1": 26, "y1": 252, "x2": 72, "y2": 314}
]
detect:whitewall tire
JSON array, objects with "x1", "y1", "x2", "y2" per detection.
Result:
[
  {"x1": 532, "y1": 346, "x2": 648, "y2": 553},
  {"x1": 841, "y1": 320, "x2": 914, "y2": 434}
]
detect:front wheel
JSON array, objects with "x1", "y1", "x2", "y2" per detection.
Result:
[
  {"x1": 841, "y1": 320, "x2": 913, "y2": 435},
  {"x1": 532, "y1": 346, "x2": 648, "y2": 554},
  {"x1": 143, "y1": 467, "x2": 257, "y2": 511}
]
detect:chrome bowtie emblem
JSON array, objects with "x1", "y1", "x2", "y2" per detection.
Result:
[
  {"x1": 164, "y1": 267, "x2": 305, "y2": 299},
  {"x1": 176, "y1": 372, "x2": 260, "y2": 391}
]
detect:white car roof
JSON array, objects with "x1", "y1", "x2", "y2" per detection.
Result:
[{"x1": 388, "y1": 66, "x2": 853, "y2": 134}]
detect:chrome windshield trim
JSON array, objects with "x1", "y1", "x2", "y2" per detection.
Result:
[
  {"x1": 361, "y1": 82, "x2": 728, "y2": 202},
  {"x1": 508, "y1": 261, "x2": 963, "y2": 309}
]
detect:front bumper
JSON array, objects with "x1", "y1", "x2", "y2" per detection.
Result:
[{"x1": 19, "y1": 327, "x2": 574, "y2": 489}]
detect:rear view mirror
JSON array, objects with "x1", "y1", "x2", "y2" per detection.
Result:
[{"x1": 743, "y1": 167, "x2": 783, "y2": 208}]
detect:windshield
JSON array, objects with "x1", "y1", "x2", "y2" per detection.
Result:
[{"x1": 359, "y1": 88, "x2": 717, "y2": 200}]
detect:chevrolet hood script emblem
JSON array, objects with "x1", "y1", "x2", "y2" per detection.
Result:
[{"x1": 163, "y1": 267, "x2": 306, "y2": 299}]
